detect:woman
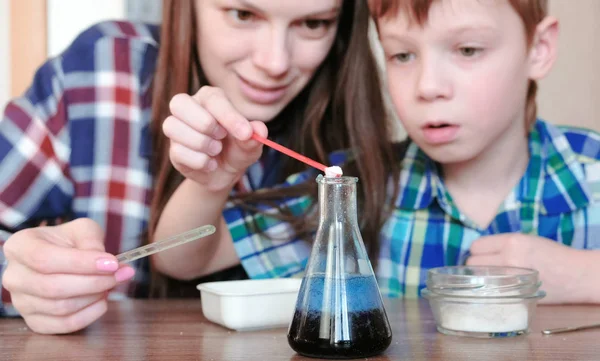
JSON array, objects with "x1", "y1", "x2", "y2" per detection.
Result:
[
  {"x1": 151, "y1": 0, "x2": 401, "y2": 292},
  {"x1": 0, "y1": 0, "x2": 399, "y2": 334}
]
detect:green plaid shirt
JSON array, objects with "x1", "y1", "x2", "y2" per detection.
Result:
[{"x1": 224, "y1": 119, "x2": 600, "y2": 298}]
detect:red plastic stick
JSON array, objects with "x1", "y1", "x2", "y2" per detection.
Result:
[{"x1": 251, "y1": 133, "x2": 327, "y2": 173}]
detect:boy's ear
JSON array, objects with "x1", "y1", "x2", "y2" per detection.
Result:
[{"x1": 528, "y1": 16, "x2": 559, "y2": 80}]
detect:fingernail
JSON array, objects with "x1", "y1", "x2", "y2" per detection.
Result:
[
  {"x1": 115, "y1": 267, "x2": 135, "y2": 283},
  {"x1": 213, "y1": 126, "x2": 227, "y2": 140},
  {"x1": 96, "y1": 258, "x2": 119, "y2": 272},
  {"x1": 207, "y1": 159, "x2": 218, "y2": 171},
  {"x1": 235, "y1": 124, "x2": 251, "y2": 139},
  {"x1": 207, "y1": 140, "x2": 222, "y2": 156}
]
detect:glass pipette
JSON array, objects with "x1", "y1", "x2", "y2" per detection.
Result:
[{"x1": 116, "y1": 224, "x2": 216, "y2": 263}]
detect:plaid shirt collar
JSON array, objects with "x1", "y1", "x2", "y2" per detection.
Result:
[{"x1": 395, "y1": 119, "x2": 592, "y2": 220}]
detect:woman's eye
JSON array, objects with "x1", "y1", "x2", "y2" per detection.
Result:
[
  {"x1": 227, "y1": 9, "x2": 256, "y2": 23},
  {"x1": 392, "y1": 52, "x2": 415, "y2": 63},
  {"x1": 303, "y1": 19, "x2": 332, "y2": 30},
  {"x1": 459, "y1": 47, "x2": 482, "y2": 57},
  {"x1": 296, "y1": 18, "x2": 336, "y2": 39}
]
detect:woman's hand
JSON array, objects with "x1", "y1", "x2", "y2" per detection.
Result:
[
  {"x1": 163, "y1": 86, "x2": 268, "y2": 192},
  {"x1": 2, "y1": 218, "x2": 135, "y2": 334}
]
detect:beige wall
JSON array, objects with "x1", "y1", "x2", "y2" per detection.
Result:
[{"x1": 538, "y1": 0, "x2": 600, "y2": 133}]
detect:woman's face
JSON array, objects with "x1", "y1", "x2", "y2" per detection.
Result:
[{"x1": 196, "y1": 0, "x2": 342, "y2": 122}]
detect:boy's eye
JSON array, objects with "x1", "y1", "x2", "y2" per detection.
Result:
[
  {"x1": 392, "y1": 52, "x2": 415, "y2": 63},
  {"x1": 459, "y1": 47, "x2": 482, "y2": 57},
  {"x1": 227, "y1": 9, "x2": 256, "y2": 23}
]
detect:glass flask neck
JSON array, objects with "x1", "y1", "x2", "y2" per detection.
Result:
[{"x1": 316, "y1": 175, "x2": 358, "y2": 225}]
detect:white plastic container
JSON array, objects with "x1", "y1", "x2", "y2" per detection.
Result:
[{"x1": 196, "y1": 278, "x2": 302, "y2": 331}]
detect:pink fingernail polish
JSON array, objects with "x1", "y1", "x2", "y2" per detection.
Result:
[
  {"x1": 115, "y1": 267, "x2": 135, "y2": 283},
  {"x1": 96, "y1": 258, "x2": 119, "y2": 272}
]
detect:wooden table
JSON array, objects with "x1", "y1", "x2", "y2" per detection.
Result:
[{"x1": 1, "y1": 299, "x2": 599, "y2": 361}]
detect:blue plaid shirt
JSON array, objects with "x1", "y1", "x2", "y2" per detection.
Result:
[
  {"x1": 1, "y1": 21, "x2": 600, "y2": 317},
  {"x1": 377, "y1": 121, "x2": 600, "y2": 296}
]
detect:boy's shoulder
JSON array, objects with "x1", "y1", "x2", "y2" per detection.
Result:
[
  {"x1": 538, "y1": 119, "x2": 600, "y2": 162},
  {"x1": 556, "y1": 124, "x2": 600, "y2": 164},
  {"x1": 541, "y1": 120, "x2": 600, "y2": 203}
]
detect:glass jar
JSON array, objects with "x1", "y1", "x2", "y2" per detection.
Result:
[{"x1": 422, "y1": 265, "x2": 546, "y2": 338}]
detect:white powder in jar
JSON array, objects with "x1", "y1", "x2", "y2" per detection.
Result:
[
  {"x1": 438, "y1": 303, "x2": 529, "y2": 333},
  {"x1": 324, "y1": 166, "x2": 343, "y2": 177}
]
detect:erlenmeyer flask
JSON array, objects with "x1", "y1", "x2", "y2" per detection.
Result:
[{"x1": 287, "y1": 175, "x2": 392, "y2": 359}]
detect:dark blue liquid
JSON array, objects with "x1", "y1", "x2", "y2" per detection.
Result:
[{"x1": 287, "y1": 275, "x2": 392, "y2": 359}]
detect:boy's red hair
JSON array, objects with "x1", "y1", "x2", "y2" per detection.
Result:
[{"x1": 369, "y1": 0, "x2": 548, "y2": 130}]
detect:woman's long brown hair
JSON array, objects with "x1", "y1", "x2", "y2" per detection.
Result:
[{"x1": 147, "y1": 0, "x2": 401, "y2": 297}]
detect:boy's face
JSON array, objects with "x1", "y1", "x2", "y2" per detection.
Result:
[{"x1": 378, "y1": 0, "x2": 535, "y2": 164}]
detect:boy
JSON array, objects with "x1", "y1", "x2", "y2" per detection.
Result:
[{"x1": 369, "y1": 0, "x2": 600, "y2": 303}]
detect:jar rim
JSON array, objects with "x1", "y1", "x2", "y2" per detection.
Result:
[
  {"x1": 428, "y1": 265, "x2": 539, "y2": 278},
  {"x1": 425, "y1": 266, "x2": 541, "y2": 296}
]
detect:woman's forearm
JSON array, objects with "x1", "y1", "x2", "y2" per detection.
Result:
[{"x1": 151, "y1": 178, "x2": 240, "y2": 280}]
